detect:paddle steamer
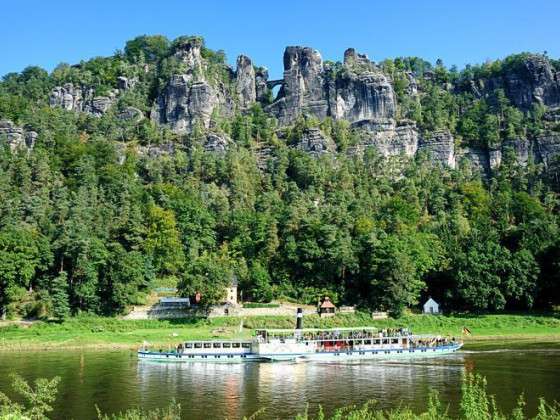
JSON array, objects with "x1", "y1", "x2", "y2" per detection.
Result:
[{"x1": 138, "y1": 309, "x2": 462, "y2": 362}]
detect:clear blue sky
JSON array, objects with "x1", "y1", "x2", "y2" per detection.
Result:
[{"x1": 2, "y1": 0, "x2": 559, "y2": 79}]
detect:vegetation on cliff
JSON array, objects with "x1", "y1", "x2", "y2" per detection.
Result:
[{"x1": 0, "y1": 35, "x2": 560, "y2": 320}]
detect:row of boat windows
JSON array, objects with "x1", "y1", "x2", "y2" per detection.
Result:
[
  {"x1": 332, "y1": 348, "x2": 440, "y2": 355},
  {"x1": 163, "y1": 354, "x2": 247, "y2": 359},
  {"x1": 184, "y1": 342, "x2": 251, "y2": 349},
  {"x1": 314, "y1": 338, "x2": 400, "y2": 345}
]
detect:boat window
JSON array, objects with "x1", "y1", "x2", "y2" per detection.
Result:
[
  {"x1": 185, "y1": 343, "x2": 193, "y2": 349},
  {"x1": 374, "y1": 339, "x2": 381, "y2": 345},
  {"x1": 391, "y1": 338, "x2": 398, "y2": 344},
  {"x1": 215, "y1": 355, "x2": 220, "y2": 358},
  {"x1": 213, "y1": 343, "x2": 221, "y2": 348},
  {"x1": 223, "y1": 342, "x2": 231, "y2": 348},
  {"x1": 242, "y1": 343, "x2": 251, "y2": 348},
  {"x1": 364, "y1": 340, "x2": 371, "y2": 345},
  {"x1": 194, "y1": 343, "x2": 202, "y2": 348},
  {"x1": 232, "y1": 343, "x2": 240, "y2": 348},
  {"x1": 382, "y1": 339, "x2": 389, "y2": 345},
  {"x1": 204, "y1": 343, "x2": 211, "y2": 348}
]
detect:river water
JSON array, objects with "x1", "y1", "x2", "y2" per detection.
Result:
[{"x1": 0, "y1": 343, "x2": 559, "y2": 419}]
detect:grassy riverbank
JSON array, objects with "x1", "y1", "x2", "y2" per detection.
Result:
[{"x1": 1, "y1": 312, "x2": 560, "y2": 351}]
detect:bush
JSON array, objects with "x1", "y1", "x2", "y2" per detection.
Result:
[{"x1": 242, "y1": 303, "x2": 280, "y2": 309}]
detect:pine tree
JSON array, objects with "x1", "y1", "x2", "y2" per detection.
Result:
[{"x1": 50, "y1": 271, "x2": 70, "y2": 321}]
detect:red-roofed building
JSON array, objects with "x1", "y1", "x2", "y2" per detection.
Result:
[{"x1": 319, "y1": 296, "x2": 336, "y2": 318}]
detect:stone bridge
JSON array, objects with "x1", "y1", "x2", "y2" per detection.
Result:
[{"x1": 266, "y1": 79, "x2": 284, "y2": 89}]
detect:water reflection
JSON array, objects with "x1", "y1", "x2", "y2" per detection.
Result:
[
  {"x1": 136, "y1": 355, "x2": 466, "y2": 418},
  {"x1": 0, "y1": 349, "x2": 558, "y2": 419}
]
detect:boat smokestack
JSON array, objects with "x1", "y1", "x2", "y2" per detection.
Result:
[{"x1": 296, "y1": 308, "x2": 303, "y2": 330}]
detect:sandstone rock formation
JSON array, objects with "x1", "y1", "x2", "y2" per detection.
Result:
[
  {"x1": 349, "y1": 119, "x2": 418, "y2": 158},
  {"x1": 534, "y1": 133, "x2": 560, "y2": 168},
  {"x1": 294, "y1": 127, "x2": 336, "y2": 157},
  {"x1": 418, "y1": 130, "x2": 456, "y2": 168},
  {"x1": 468, "y1": 54, "x2": 560, "y2": 111},
  {"x1": 117, "y1": 76, "x2": 137, "y2": 91},
  {"x1": 49, "y1": 83, "x2": 117, "y2": 116},
  {"x1": 204, "y1": 132, "x2": 232, "y2": 154},
  {"x1": 235, "y1": 55, "x2": 256, "y2": 110},
  {"x1": 152, "y1": 37, "x2": 235, "y2": 133},
  {"x1": 504, "y1": 55, "x2": 560, "y2": 110},
  {"x1": 333, "y1": 49, "x2": 396, "y2": 123},
  {"x1": 255, "y1": 68, "x2": 270, "y2": 103},
  {"x1": 266, "y1": 47, "x2": 396, "y2": 126},
  {"x1": 43, "y1": 40, "x2": 560, "y2": 177},
  {"x1": 0, "y1": 120, "x2": 37, "y2": 151},
  {"x1": 137, "y1": 142, "x2": 179, "y2": 158},
  {"x1": 117, "y1": 106, "x2": 144, "y2": 122},
  {"x1": 152, "y1": 76, "x2": 218, "y2": 133},
  {"x1": 267, "y1": 47, "x2": 328, "y2": 125}
]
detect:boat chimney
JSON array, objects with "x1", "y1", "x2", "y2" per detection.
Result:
[{"x1": 296, "y1": 308, "x2": 303, "y2": 330}]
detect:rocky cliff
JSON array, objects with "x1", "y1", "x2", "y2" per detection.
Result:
[
  {"x1": 44, "y1": 38, "x2": 560, "y2": 177},
  {"x1": 0, "y1": 120, "x2": 37, "y2": 151},
  {"x1": 467, "y1": 54, "x2": 560, "y2": 111},
  {"x1": 266, "y1": 47, "x2": 396, "y2": 126}
]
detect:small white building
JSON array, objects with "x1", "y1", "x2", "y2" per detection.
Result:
[{"x1": 423, "y1": 298, "x2": 439, "y2": 314}]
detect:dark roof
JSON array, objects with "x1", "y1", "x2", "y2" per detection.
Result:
[{"x1": 160, "y1": 297, "x2": 190, "y2": 304}]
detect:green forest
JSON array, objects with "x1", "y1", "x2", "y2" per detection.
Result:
[{"x1": 1, "y1": 34, "x2": 560, "y2": 320}]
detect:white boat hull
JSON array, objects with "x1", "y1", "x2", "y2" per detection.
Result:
[{"x1": 138, "y1": 344, "x2": 462, "y2": 363}]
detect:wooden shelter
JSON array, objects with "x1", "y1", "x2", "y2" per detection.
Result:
[{"x1": 319, "y1": 297, "x2": 336, "y2": 318}]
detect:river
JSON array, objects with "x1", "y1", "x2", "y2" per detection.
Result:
[{"x1": 0, "y1": 343, "x2": 559, "y2": 419}]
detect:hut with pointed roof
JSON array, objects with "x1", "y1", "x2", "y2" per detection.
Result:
[{"x1": 319, "y1": 296, "x2": 336, "y2": 318}]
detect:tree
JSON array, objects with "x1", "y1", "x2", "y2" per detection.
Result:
[
  {"x1": 144, "y1": 205, "x2": 185, "y2": 277},
  {"x1": 365, "y1": 234, "x2": 443, "y2": 317},
  {"x1": 178, "y1": 249, "x2": 234, "y2": 306},
  {"x1": 0, "y1": 374, "x2": 60, "y2": 420},
  {"x1": 124, "y1": 35, "x2": 170, "y2": 63},
  {"x1": 0, "y1": 224, "x2": 51, "y2": 316},
  {"x1": 50, "y1": 271, "x2": 70, "y2": 321}
]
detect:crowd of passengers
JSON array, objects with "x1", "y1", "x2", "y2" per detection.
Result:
[
  {"x1": 411, "y1": 337, "x2": 455, "y2": 348},
  {"x1": 298, "y1": 328, "x2": 411, "y2": 341}
]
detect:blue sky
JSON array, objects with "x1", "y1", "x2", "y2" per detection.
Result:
[{"x1": 1, "y1": 0, "x2": 559, "y2": 79}]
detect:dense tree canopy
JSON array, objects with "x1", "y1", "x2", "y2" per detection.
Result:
[{"x1": 0, "y1": 35, "x2": 559, "y2": 319}]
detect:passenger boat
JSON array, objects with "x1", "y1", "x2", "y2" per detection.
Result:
[{"x1": 138, "y1": 310, "x2": 463, "y2": 362}]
